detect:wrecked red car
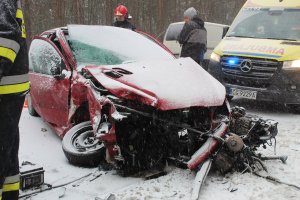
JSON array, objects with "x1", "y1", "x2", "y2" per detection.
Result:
[{"x1": 28, "y1": 25, "x2": 231, "y2": 175}]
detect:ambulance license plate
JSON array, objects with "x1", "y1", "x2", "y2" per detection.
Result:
[{"x1": 231, "y1": 88, "x2": 257, "y2": 100}]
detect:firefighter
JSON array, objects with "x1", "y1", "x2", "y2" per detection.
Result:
[
  {"x1": 112, "y1": 4, "x2": 136, "y2": 31},
  {"x1": 0, "y1": 0, "x2": 29, "y2": 199}
]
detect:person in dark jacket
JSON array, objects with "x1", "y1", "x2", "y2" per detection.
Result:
[
  {"x1": 0, "y1": 0, "x2": 29, "y2": 199},
  {"x1": 112, "y1": 4, "x2": 136, "y2": 31},
  {"x1": 178, "y1": 7, "x2": 207, "y2": 66}
]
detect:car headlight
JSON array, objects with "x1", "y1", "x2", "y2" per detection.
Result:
[
  {"x1": 210, "y1": 52, "x2": 221, "y2": 63},
  {"x1": 282, "y1": 60, "x2": 300, "y2": 69}
]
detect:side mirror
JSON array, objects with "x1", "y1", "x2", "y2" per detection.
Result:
[
  {"x1": 222, "y1": 26, "x2": 230, "y2": 38},
  {"x1": 50, "y1": 66, "x2": 65, "y2": 80}
]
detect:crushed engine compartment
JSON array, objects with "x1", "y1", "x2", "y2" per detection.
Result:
[
  {"x1": 98, "y1": 95, "x2": 283, "y2": 179},
  {"x1": 103, "y1": 97, "x2": 230, "y2": 175}
]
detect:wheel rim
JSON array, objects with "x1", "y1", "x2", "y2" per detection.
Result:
[{"x1": 71, "y1": 128, "x2": 104, "y2": 153}]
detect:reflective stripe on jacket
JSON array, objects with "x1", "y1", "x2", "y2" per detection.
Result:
[
  {"x1": 0, "y1": 38, "x2": 20, "y2": 62},
  {"x1": 0, "y1": 76, "x2": 29, "y2": 94},
  {"x1": 2, "y1": 174, "x2": 20, "y2": 192},
  {"x1": 0, "y1": 0, "x2": 29, "y2": 95},
  {"x1": 16, "y1": 0, "x2": 26, "y2": 39},
  {"x1": 0, "y1": 174, "x2": 20, "y2": 200}
]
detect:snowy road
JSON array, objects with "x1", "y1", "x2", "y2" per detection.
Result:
[{"x1": 19, "y1": 99, "x2": 300, "y2": 200}]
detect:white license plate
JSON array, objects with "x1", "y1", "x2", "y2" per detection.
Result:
[{"x1": 231, "y1": 88, "x2": 257, "y2": 100}]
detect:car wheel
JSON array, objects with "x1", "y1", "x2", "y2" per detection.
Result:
[
  {"x1": 27, "y1": 94, "x2": 39, "y2": 117},
  {"x1": 62, "y1": 121, "x2": 106, "y2": 167}
]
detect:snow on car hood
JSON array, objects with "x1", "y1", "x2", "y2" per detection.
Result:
[{"x1": 85, "y1": 57, "x2": 226, "y2": 110}]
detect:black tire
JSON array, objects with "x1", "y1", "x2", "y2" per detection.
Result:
[
  {"x1": 62, "y1": 121, "x2": 106, "y2": 167},
  {"x1": 27, "y1": 94, "x2": 39, "y2": 117}
]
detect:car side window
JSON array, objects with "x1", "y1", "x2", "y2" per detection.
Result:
[
  {"x1": 165, "y1": 24, "x2": 184, "y2": 41},
  {"x1": 29, "y1": 39, "x2": 62, "y2": 75}
]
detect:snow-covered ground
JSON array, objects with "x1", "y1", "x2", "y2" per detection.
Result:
[{"x1": 19, "y1": 99, "x2": 300, "y2": 200}]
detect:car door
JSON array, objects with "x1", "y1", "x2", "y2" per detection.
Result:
[{"x1": 28, "y1": 37, "x2": 71, "y2": 126}]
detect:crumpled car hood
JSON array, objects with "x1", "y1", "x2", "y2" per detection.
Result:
[{"x1": 85, "y1": 57, "x2": 226, "y2": 110}]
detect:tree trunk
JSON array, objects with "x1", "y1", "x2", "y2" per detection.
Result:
[{"x1": 22, "y1": 0, "x2": 246, "y2": 43}]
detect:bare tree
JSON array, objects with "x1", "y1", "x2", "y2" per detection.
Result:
[{"x1": 22, "y1": 0, "x2": 246, "y2": 42}]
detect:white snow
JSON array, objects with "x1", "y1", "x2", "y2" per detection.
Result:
[{"x1": 19, "y1": 99, "x2": 300, "y2": 200}]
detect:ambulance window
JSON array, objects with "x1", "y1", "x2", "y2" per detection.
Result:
[{"x1": 227, "y1": 9, "x2": 300, "y2": 41}]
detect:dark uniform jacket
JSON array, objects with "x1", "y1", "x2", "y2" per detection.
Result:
[
  {"x1": 178, "y1": 16, "x2": 207, "y2": 64},
  {"x1": 113, "y1": 20, "x2": 136, "y2": 31},
  {"x1": 0, "y1": 0, "x2": 29, "y2": 95}
]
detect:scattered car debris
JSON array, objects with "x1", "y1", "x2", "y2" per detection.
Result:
[
  {"x1": 190, "y1": 106, "x2": 292, "y2": 199},
  {"x1": 19, "y1": 172, "x2": 93, "y2": 199},
  {"x1": 191, "y1": 159, "x2": 212, "y2": 200},
  {"x1": 254, "y1": 171, "x2": 300, "y2": 190},
  {"x1": 95, "y1": 194, "x2": 116, "y2": 200},
  {"x1": 57, "y1": 187, "x2": 66, "y2": 198},
  {"x1": 20, "y1": 161, "x2": 45, "y2": 191},
  {"x1": 40, "y1": 128, "x2": 47, "y2": 132}
]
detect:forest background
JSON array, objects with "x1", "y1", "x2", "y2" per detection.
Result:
[{"x1": 22, "y1": 0, "x2": 246, "y2": 42}]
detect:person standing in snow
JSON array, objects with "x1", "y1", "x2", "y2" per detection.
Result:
[
  {"x1": 112, "y1": 4, "x2": 136, "y2": 31},
  {"x1": 0, "y1": 0, "x2": 29, "y2": 199},
  {"x1": 178, "y1": 7, "x2": 207, "y2": 67}
]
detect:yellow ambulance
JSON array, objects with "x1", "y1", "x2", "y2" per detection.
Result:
[{"x1": 208, "y1": 0, "x2": 300, "y2": 110}]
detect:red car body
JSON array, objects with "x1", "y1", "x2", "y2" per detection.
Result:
[{"x1": 28, "y1": 25, "x2": 229, "y2": 171}]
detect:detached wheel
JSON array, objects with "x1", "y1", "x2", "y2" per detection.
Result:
[
  {"x1": 27, "y1": 94, "x2": 39, "y2": 117},
  {"x1": 62, "y1": 121, "x2": 105, "y2": 167}
]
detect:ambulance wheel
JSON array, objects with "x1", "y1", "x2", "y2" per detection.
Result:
[{"x1": 62, "y1": 121, "x2": 106, "y2": 167}]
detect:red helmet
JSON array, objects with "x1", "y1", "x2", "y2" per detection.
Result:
[{"x1": 114, "y1": 4, "x2": 128, "y2": 18}]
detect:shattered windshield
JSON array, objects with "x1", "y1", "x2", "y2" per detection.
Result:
[
  {"x1": 68, "y1": 25, "x2": 174, "y2": 68},
  {"x1": 227, "y1": 8, "x2": 300, "y2": 41}
]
